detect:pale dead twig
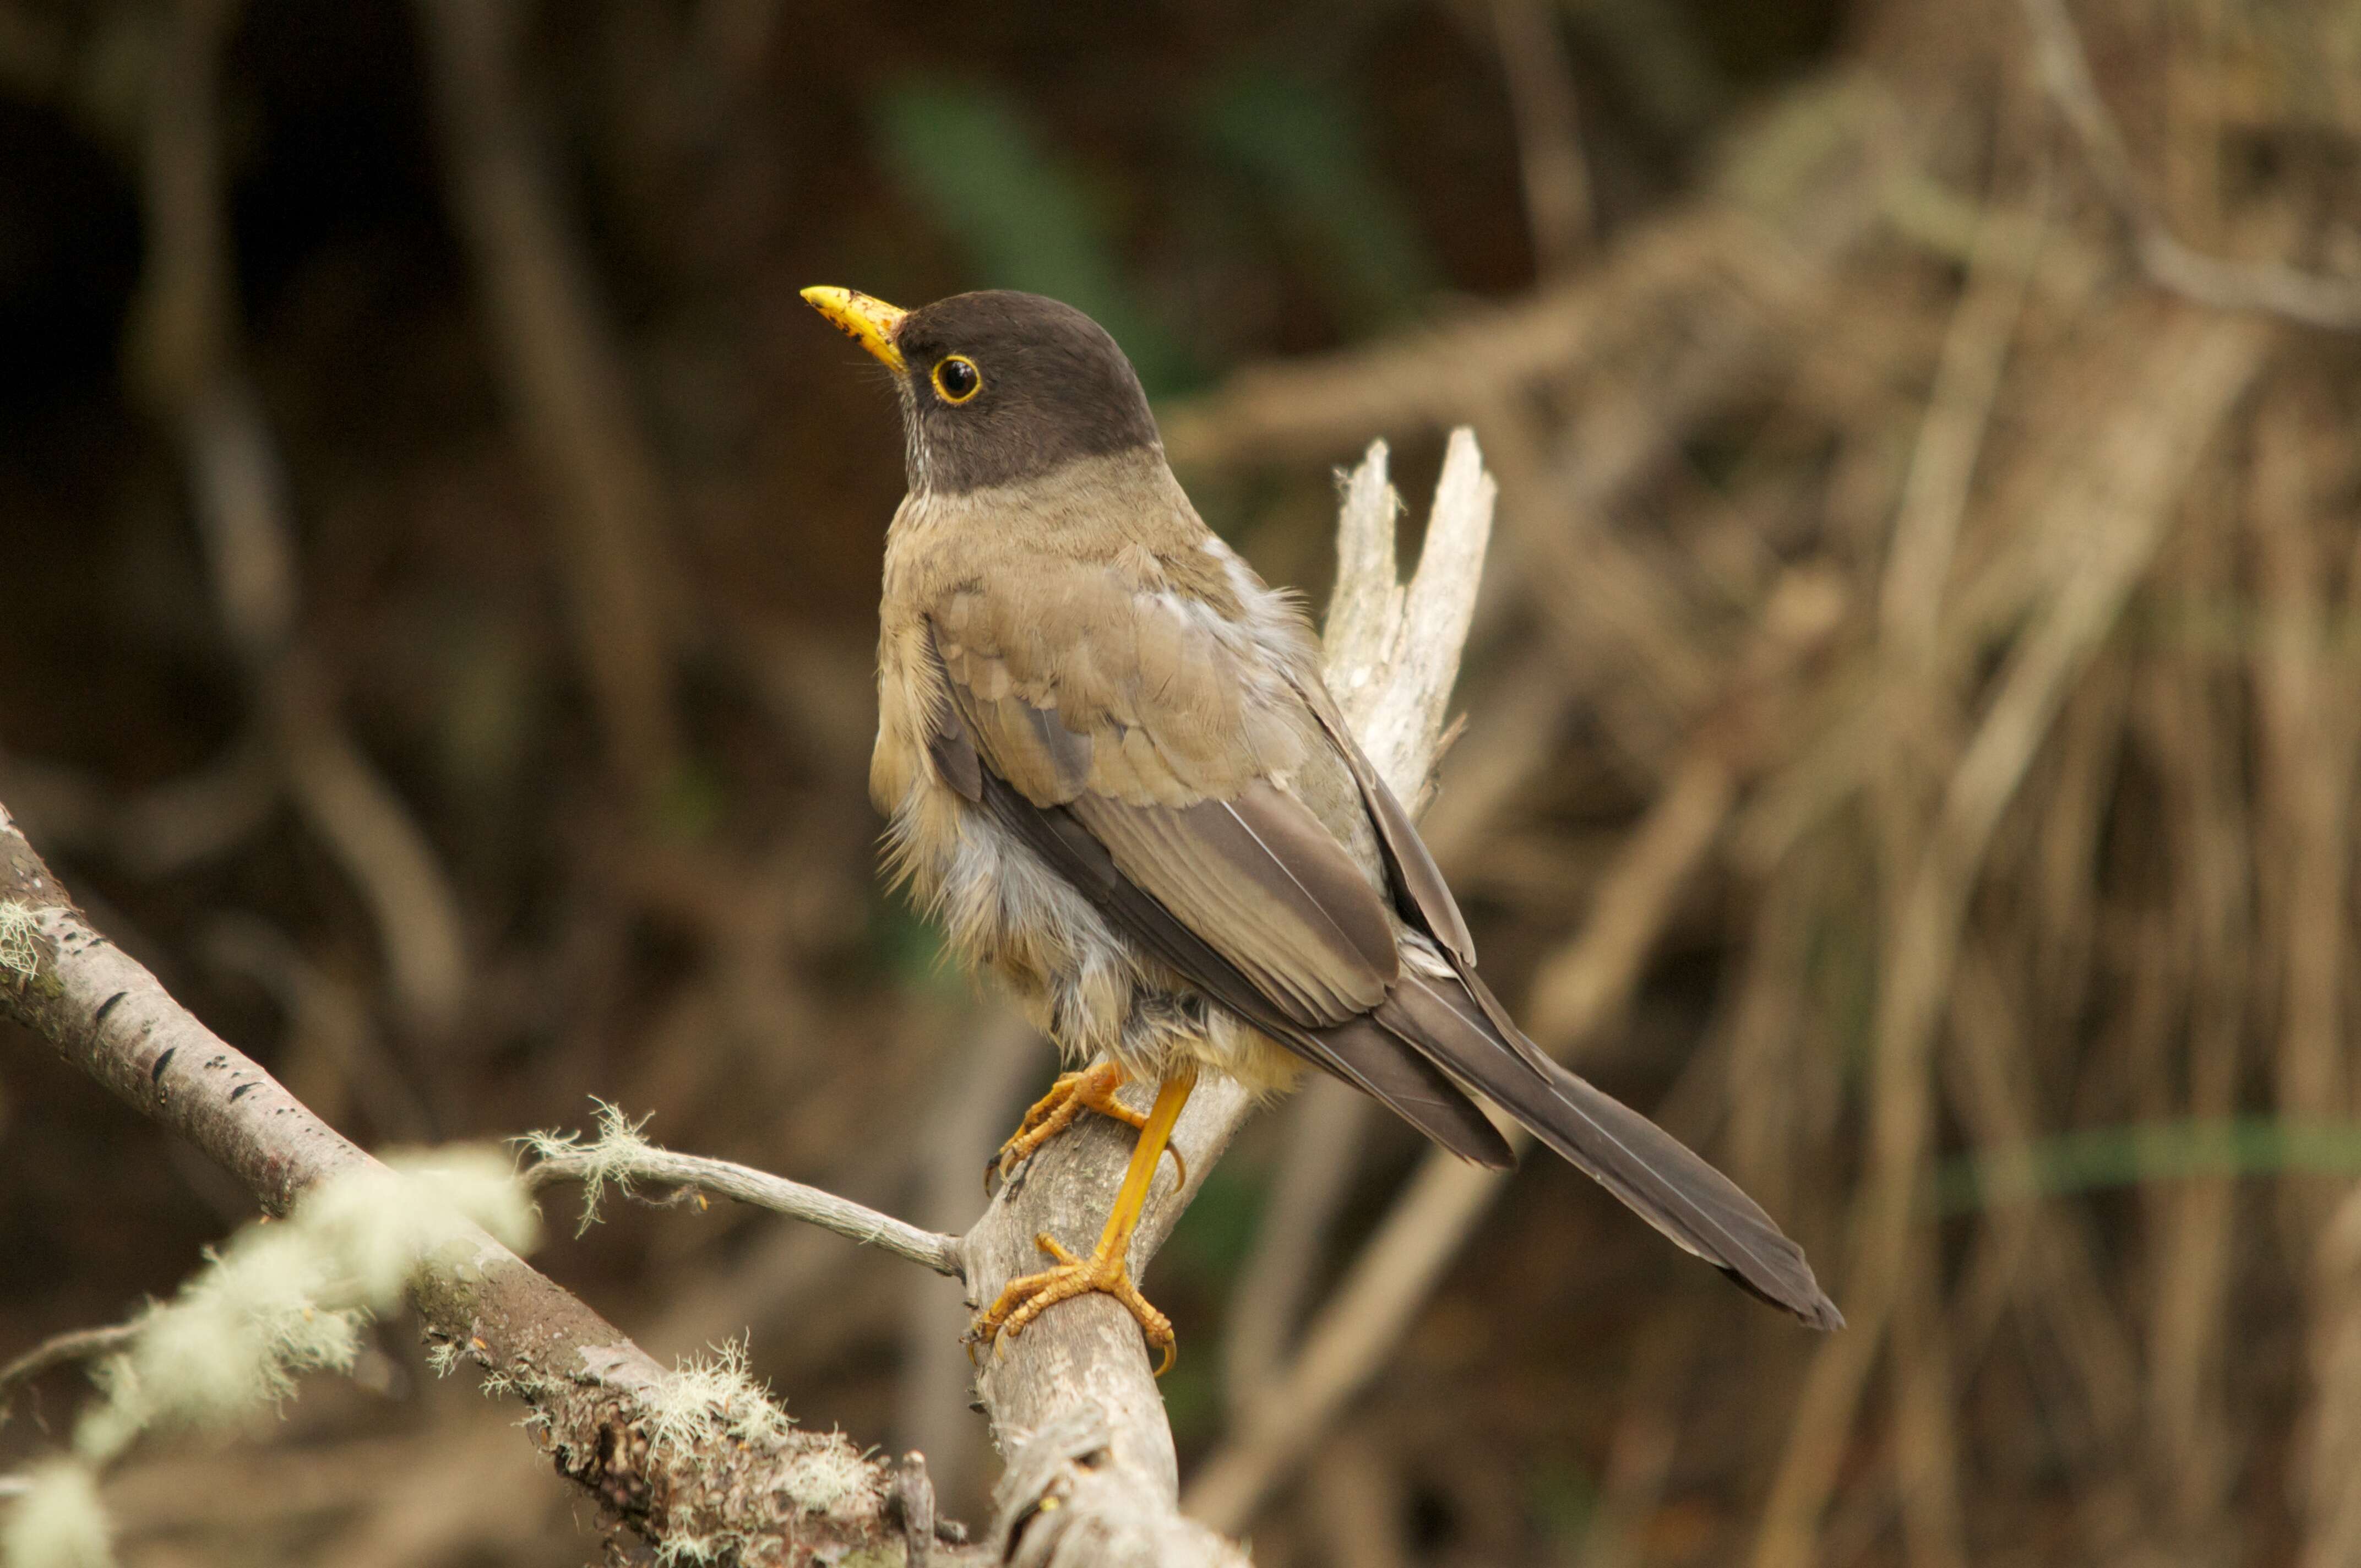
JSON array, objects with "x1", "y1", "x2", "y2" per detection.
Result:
[
  {"x1": 508, "y1": 435, "x2": 1499, "y2": 1567},
  {"x1": 1182, "y1": 748, "x2": 1732, "y2": 1533},
  {"x1": 2018, "y1": 0, "x2": 2361, "y2": 331},
  {"x1": 1320, "y1": 432, "x2": 1499, "y2": 785},
  {"x1": 645, "y1": 1134, "x2": 927, "y2": 1356},
  {"x1": 520, "y1": 1112, "x2": 965, "y2": 1277},
  {"x1": 1185, "y1": 565, "x2": 1846, "y2": 1533},
  {"x1": 0, "y1": 1322, "x2": 143, "y2": 1418}
]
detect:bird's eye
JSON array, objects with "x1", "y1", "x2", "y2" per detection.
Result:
[{"x1": 932, "y1": 355, "x2": 982, "y2": 404}]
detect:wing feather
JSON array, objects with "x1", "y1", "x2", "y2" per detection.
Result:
[
  {"x1": 1291, "y1": 678, "x2": 1477, "y2": 964},
  {"x1": 1377, "y1": 966, "x2": 1842, "y2": 1327},
  {"x1": 954, "y1": 716, "x2": 1510, "y2": 1167},
  {"x1": 931, "y1": 598, "x2": 1399, "y2": 1028},
  {"x1": 911, "y1": 559, "x2": 1836, "y2": 1327}
]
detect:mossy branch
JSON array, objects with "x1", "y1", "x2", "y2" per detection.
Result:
[
  {"x1": 521, "y1": 1102, "x2": 964, "y2": 1275},
  {"x1": 0, "y1": 801, "x2": 971, "y2": 1566}
]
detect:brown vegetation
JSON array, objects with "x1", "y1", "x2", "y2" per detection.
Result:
[{"x1": 5, "y1": 0, "x2": 2361, "y2": 1562}]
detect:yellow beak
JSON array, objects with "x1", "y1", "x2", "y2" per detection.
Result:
[{"x1": 801, "y1": 286, "x2": 909, "y2": 372}]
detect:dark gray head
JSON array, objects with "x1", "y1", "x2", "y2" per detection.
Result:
[{"x1": 803, "y1": 286, "x2": 1160, "y2": 496}]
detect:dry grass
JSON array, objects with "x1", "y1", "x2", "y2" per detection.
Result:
[
  {"x1": 5, "y1": 0, "x2": 2361, "y2": 1561},
  {"x1": 1171, "y1": 2, "x2": 2361, "y2": 1560}
]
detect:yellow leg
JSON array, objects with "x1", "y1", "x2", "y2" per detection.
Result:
[
  {"x1": 991, "y1": 1059, "x2": 1185, "y2": 1190},
  {"x1": 971, "y1": 1068, "x2": 1197, "y2": 1375}
]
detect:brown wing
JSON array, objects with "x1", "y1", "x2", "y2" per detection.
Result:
[
  {"x1": 1291, "y1": 677, "x2": 1844, "y2": 1328},
  {"x1": 929, "y1": 564, "x2": 1402, "y2": 1028},
  {"x1": 926, "y1": 563, "x2": 1840, "y2": 1325},
  {"x1": 923, "y1": 568, "x2": 1511, "y2": 1164},
  {"x1": 1290, "y1": 677, "x2": 1477, "y2": 965}
]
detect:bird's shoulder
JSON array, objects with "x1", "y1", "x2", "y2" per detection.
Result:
[
  {"x1": 875, "y1": 454, "x2": 1441, "y2": 1025},
  {"x1": 888, "y1": 455, "x2": 1335, "y2": 812}
]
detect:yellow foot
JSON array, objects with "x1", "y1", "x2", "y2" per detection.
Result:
[
  {"x1": 991, "y1": 1061, "x2": 1185, "y2": 1189},
  {"x1": 969, "y1": 1232, "x2": 1177, "y2": 1376}
]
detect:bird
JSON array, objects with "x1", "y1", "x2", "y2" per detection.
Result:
[{"x1": 803, "y1": 284, "x2": 1842, "y2": 1371}]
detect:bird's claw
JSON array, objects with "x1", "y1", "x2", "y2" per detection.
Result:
[
  {"x1": 966, "y1": 1231, "x2": 1176, "y2": 1376},
  {"x1": 984, "y1": 1062, "x2": 1185, "y2": 1194}
]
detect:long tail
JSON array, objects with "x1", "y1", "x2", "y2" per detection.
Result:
[
  {"x1": 1371, "y1": 965, "x2": 1842, "y2": 1330},
  {"x1": 1292, "y1": 1013, "x2": 1514, "y2": 1170}
]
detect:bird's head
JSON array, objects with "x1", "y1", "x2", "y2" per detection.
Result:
[{"x1": 801, "y1": 286, "x2": 1160, "y2": 497}]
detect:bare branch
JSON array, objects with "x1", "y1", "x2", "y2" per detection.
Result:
[
  {"x1": 0, "y1": 1323, "x2": 142, "y2": 1418},
  {"x1": 523, "y1": 1107, "x2": 966, "y2": 1277},
  {"x1": 0, "y1": 807, "x2": 954, "y2": 1565},
  {"x1": 1, "y1": 432, "x2": 1499, "y2": 1565},
  {"x1": 1185, "y1": 571, "x2": 1852, "y2": 1533},
  {"x1": 1183, "y1": 753, "x2": 1730, "y2": 1532},
  {"x1": 953, "y1": 434, "x2": 1498, "y2": 1565}
]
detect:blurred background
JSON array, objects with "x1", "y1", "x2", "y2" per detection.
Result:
[{"x1": 5, "y1": 0, "x2": 2361, "y2": 1562}]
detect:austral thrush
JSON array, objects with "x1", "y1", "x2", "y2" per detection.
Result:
[{"x1": 804, "y1": 286, "x2": 1841, "y2": 1371}]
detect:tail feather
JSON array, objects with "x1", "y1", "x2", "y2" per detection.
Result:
[
  {"x1": 1378, "y1": 968, "x2": 1842, "y2": 1330},
  {"x1": 1298, "y1": 1014, "x2": 1515, "y2": 1169}
]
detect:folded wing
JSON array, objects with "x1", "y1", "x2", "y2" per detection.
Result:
[{"x1": 923, "y1": 572, "x2": 1837, "y2": 1327}]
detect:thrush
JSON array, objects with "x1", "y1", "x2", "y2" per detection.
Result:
[{"x1": 804, "y1": 285, "x2": 1842, "y2": 1371}]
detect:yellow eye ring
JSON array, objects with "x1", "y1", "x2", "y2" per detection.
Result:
[{"x1": 932, "y1": 355, "x2": 982, "y2": 404}]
